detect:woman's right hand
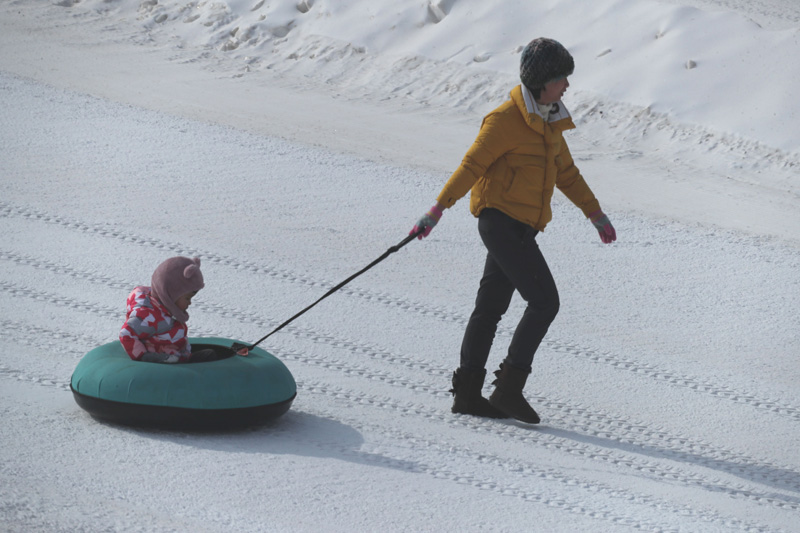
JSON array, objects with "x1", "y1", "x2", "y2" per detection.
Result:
[{"x1": 410, "y1": 203, "x2": 444, "y2": 239}]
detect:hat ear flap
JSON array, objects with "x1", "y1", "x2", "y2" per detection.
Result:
[
  {"x1": 183, "y1": 257, "x2": 202, "y2": 280},
  {"x1": 184, "y1": 264, "x2": 199, "y2": 279}
]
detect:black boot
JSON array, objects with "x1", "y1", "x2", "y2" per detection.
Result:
[
  {"x1": 450, "y1": 368, "x2": 509, "y2": 419},
  {"x1": 488, "y1": 362, "x2": 540, "y2": 424}
]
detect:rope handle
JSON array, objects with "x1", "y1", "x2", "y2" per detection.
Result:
[{"x1": 232, "y1": 228, "x2": 425, "y2": 355}]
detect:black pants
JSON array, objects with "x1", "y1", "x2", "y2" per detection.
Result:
[{"x1": 460, "y1": 209, "x2": 560, "y2": 372}]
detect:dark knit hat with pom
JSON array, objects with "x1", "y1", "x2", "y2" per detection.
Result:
[
  {"x1": 520, "y1": 38, "x2": 574, "y2": 91},
  {"x1": 150, "y1": 256, "x2": 204, "y2": 323}
]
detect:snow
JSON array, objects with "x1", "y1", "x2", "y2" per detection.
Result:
[{"x1": 0, "y1": 0, "x2": 798, "y2": 531}]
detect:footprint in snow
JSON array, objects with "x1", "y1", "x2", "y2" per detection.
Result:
[
  {"x1": 428, "y1": 0, "x2": 456, "y2": 23},
  {"x1": 269, "y1": 25, "x2": 292, "y2": 38},
  {"x1": 297, "y1": 0, "x2": 314, "y2": 14}
]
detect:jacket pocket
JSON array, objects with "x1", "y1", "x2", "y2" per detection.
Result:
[{"x1": 505, "y1": 165, "x2": 546, "y2": 208}]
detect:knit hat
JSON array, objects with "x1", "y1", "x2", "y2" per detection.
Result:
[
  {"x1": 150, "y1": 256, "x2": 205, "y2": 323},
  {"x1": 520, "y1": 38, "x2": 574, "y2": 92}
]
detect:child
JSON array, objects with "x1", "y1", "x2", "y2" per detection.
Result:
[
  {"x1": 410, "y1": 38, "x2": 616, "y2": 423},
  {"x1": 120, "y1": 256, "x2": 215, "y2": 363}
]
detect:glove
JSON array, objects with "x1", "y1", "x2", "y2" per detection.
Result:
[
  {"x1": 589, "y1": 209, "x2": 616, "y2": 244},
  {"x1": 410, "y1": 203, "x2": 444, "y2": 240}
]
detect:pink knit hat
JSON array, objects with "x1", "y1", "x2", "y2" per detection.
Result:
[{"x1": 150, "y1": 256, "x2": 205, "y2": 323}]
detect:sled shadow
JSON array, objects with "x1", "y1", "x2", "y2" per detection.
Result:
[{"x1": 115, "y1": 411, "x2": 420, "y2": 473}]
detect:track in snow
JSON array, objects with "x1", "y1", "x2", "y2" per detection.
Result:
[
  {"x1": 2, "y1": 205, "x2": 799, "y2": 531},
  {"x1": 3, "y1": 201, "x2": 799, "y2": 424}
]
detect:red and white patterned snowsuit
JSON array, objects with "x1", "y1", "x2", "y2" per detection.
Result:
[{"x1": 119, "y1": 286, "x2": 192, "y2": 362}]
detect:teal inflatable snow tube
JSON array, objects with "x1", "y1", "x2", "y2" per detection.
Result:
[{"x1": 70, "y1": 337, "x2": 296, "y2": 429}]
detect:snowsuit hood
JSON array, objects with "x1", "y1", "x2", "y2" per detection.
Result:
[{"x1": 150, "y1": 256, "x2": 204, "y2": 324}]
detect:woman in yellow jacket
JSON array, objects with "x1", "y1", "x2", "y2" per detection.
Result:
[{"x1": 411, "y1": 38, "x2": 616, "y2": 424}]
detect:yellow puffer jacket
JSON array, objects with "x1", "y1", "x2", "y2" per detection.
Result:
[{"x1": 436, "y1": 85, "x2": 600, "y2": 231}]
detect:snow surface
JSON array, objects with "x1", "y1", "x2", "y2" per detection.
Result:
[{"x1": 1, "y1": 0, "x2": 799, "y2": 531}]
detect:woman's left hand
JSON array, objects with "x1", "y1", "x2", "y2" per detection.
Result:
[{"x1": 589, "y1": 210, "x2": 616, "y2": 244}]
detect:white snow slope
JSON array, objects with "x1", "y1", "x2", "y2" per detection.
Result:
[{"x1": 1, "y1": 0, "x2": 799, "y2": 532}]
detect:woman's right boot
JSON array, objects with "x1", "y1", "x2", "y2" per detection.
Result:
[
  {"x1": 488, "y1": 362, "x2": 541, "y2": 424},
  {"x1": 450, "y1": 368, "x2": 508, "y2": 419}
]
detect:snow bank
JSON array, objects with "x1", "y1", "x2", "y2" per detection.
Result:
[{"x1": 90, "y1": 0, "x2": 800, "y2": 157}]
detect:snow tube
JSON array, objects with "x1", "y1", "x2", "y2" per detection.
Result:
[{"x1": 70, "y1": 337, "x2": 296, "y2": 429}]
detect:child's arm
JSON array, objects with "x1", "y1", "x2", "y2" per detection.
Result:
[
  {"x1": 120, "y1": 322, "x2": 183, "y2": 363},
  {"x1": 120, "y1": 314, "x2": 158, "y2": 360}
]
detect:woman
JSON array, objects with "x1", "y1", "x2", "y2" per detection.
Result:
[{"x1": 411, "y1": 38, "x2": 616, "y2": 423}]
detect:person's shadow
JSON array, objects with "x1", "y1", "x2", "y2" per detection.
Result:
[{"x1": 539, "y1": 424, "x2": 800, "y2": 504}]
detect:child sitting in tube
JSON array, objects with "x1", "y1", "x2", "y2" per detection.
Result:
[{"x1": 120, "y1": 256, "x2": 218, "y2": 363}]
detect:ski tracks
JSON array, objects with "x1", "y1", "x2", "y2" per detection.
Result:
[
  {"x1": 298, "y1": 383, "x2": 784, "y2": 533},
  {"x1": 2, "y1": 202, "x2": 800, "y2": 530},
  {"x1": 2, "y1": 319, "x2": 791, "y2": 531},
  {"x1": 2, "y1": 324, "x2": 793, "y2": 532},
  {"x1": 2, "y1": 200, "x2": 799, "y2": 421}
]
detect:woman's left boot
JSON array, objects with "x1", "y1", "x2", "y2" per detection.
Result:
[
  {"x1": 488, "y1": 362, "x2": 541, "y2": 424},
  {"x1": 450, "y1": 368, "x2": 509, "y2": 419}
]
